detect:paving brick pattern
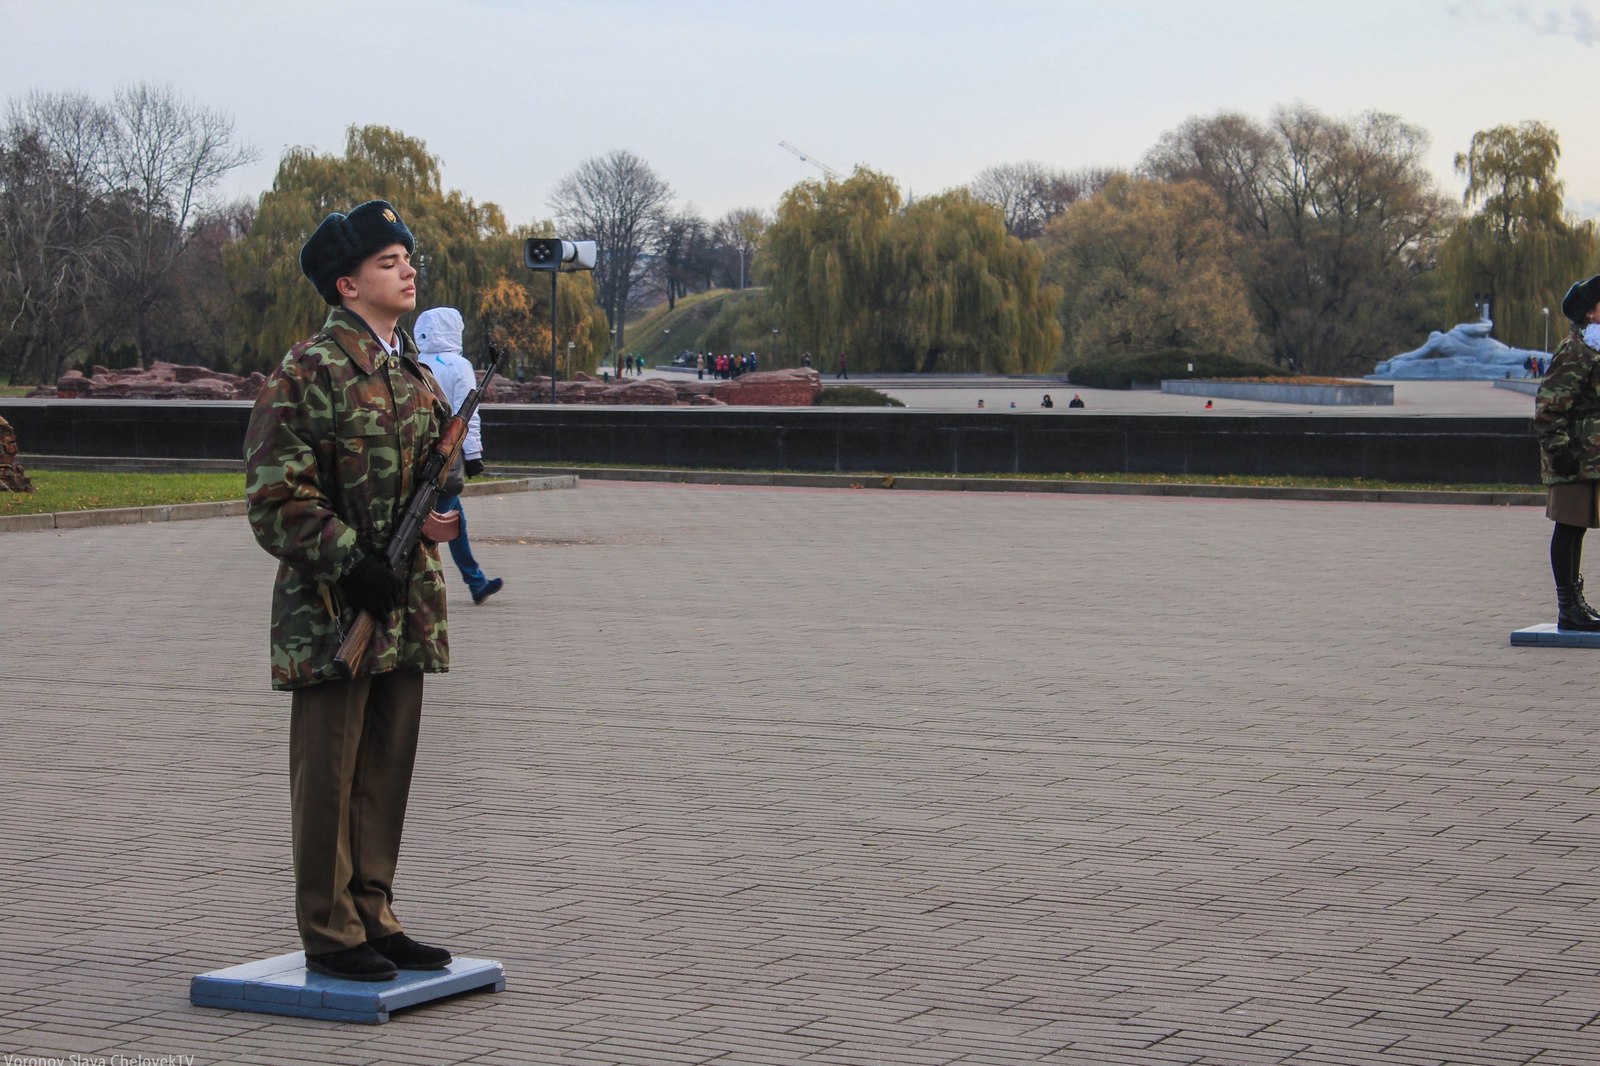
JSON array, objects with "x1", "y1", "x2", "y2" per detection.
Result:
[{"x1": 1, "y1": 483, "x2": 1597, "y2": 1065}]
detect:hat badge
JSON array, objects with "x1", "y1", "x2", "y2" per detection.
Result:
[{"x1": 382, "y1": 208, "x2": 397, "y2": 223}]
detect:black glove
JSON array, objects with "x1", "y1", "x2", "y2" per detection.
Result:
[
  {"x1": 465, "y1": 458, "x2": 485, "y2": 478},
  {"x1": 1551, "y1": 448, "x2": 1582, "y2": 479},
  {"x1": 340, "y1": 556, "x2": 403, "y2": 618}
]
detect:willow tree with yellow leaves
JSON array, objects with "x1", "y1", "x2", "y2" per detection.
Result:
[
  {"x1": 887, "y1": 190, "x2": 1060, "y2": 372},
  {"x1": 225, "y1": 125, "x2": 606, "y2": 372},
  {"x1": 760, "y1": 168, "x2": 1060, "y2": 372},
  {"x1": 1439, "y1": 121, "x2": 1598, "y2": 351}
]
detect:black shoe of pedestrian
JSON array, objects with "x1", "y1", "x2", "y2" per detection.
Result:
[
  {"x1": 471, "y1": 577, "x2": 504, "y2": 606},
  {"x1": 305, "y1": 943, "x2": 399, "y2": 982},
  {"x1": 369, "y1": 931, "x2": 452, "y2": 971}
]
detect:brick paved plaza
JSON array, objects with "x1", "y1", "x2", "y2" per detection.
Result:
[{"x1": 2, "y1": 481, "x2": 1598, "y2": 1065}]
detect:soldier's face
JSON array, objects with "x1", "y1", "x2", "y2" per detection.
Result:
[{"x1": 339, "y1": 244, "x2": 417, "y2": 318}]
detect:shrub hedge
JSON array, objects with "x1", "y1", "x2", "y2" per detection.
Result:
[{"x1": 815, "y1": 386, "x2": 906, "y2": 407}]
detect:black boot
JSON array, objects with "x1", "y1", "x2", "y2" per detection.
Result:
[
  {"x1": 1557, "y1": 584, "x2": 1600, "y2": 631},
  {"x1": 1574, "y1": 576, "x2": 1600, "y2": 625},
  {"x1": 305, "y1": 943, "x2": 399, "y2": 982},
  {"x1": 369, "y1": 931, "x2": 452, "y2": 971}
]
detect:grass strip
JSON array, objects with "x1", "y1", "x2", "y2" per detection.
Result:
[
  {"x1": 0, "y1": 465, "x2": 1541, "y2": 518},
  {"x1": 0, "y1": 471, "x2": 246, "y2": 516}
]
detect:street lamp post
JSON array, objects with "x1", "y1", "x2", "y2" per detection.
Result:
[
  {"x1": 771, "y1": 327, "x2": 779, "y2": 367},
  {"x1": 1544, "y1": 306, "x2": 1551, "y2": 355},
  {"x1": 609, "y1": 326, "x2": 617, "y2": 380},
  {"x1": 522, "y1": 237, "x2": 597, "y2": 403}
]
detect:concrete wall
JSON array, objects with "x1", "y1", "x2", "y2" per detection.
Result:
[
  {"x1": 0, "y1": 400, "x2": 1542, "y2": 485},
  {"x1": 1161, "y1": 380, "x2": 1394, "y2": 406}
]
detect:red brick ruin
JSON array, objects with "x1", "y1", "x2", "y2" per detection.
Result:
[{"x1": 32, "y1": 363, "x2": 823, "y2": 407}]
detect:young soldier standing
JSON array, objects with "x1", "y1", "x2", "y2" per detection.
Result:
[{"x1": 244, "y1": 200, "x2": 455, "y2": 981}]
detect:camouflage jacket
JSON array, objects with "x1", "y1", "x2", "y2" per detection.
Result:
[
  {"x1": 244, "y1": 308, "x2": 451, "y2": 690},
  {"x1": 1535, "y1": 329, "x2": 1600, "y2": 485}
]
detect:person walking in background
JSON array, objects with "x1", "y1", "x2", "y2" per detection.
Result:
[
  {"x1": 836, "y1": 352, "x2": 848, "y2": 380},
  {"x1": 696, "y1": 352, "x2": 705, "y2": 380},
  {"x1": 1535, "y1": 274, "x2": 1600, "y2": 631},
  {"x1": 415, "y1": 306, "x2": 503, "y2": 606}
]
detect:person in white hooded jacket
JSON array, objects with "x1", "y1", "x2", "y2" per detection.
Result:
[{"x1": 414, "y1": 306, "x2": 503, "y2": 605}]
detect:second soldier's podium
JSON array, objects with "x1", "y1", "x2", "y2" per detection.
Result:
[
  {"x1": 191, "y1": 951, "x2": 505, "y2": 1024},
  {"x1": 1510, "y1": 623, "x2": 1600, "y2": 648}
]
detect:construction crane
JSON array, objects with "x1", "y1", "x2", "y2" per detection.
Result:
[{"x1": 779, "y1": 141, "x2": 840, "y2": 180}]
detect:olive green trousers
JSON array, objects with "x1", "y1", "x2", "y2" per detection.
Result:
[{"x1": 289, "y1": 669, "x2": 424, "y2": 955}]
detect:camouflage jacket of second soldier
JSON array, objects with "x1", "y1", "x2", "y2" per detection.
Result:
[
  {"x1": 244, "y1": 307, "x2": 451, "y2": 690},
  {"x1": 1535, "y1": 328, "x2": 1600, "y2": 486}
]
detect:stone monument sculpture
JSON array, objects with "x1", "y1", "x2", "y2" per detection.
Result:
[
  {"x1": 1371, "y1": 318, "x2": 1548, "y2": 380},
  {"x1": 0, "y1": 416, "x2": 33, "y2": 493}
]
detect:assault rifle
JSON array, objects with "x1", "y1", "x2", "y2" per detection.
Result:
[{"x1": 334, "y1": 344, "x2": 505, "y2": 677}]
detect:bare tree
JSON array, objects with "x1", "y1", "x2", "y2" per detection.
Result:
[
  {"x1": 104, "y1": 84, "x2": 256, "y2": 366},
  {"x1": 0, "y1": 91, "x2": 119, "y2": 383},
  {"x1": 549, "y1": 149, "x2": 672, "y2": 347},
  {"x1": 710, "y1": 207, "x2": 769, "y2": 289},
  {"x1": 650, "y1": 209, "x2": 706, "y2": 310},
  {"x1": 165, "y1": 197, "x2": 255, "y2": 367},
  {"x1": 0, "y1": 85, "x2": 253, "y2": 382},
  {"x1": 970, "y1": 162, "x2": 1117, "y2": 240}
]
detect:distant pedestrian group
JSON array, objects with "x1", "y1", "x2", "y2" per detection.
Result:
[{"x1": 692, "y1": 352, "x2": 759, "y2": 380}]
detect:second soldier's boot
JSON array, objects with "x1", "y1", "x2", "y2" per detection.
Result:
[
  {"x1": 1574, "y1": 575, "x2": 1600, "y2": 625},
  {"x1": 1557, "y1": 584, "x2": 1600, "y2": 631}
]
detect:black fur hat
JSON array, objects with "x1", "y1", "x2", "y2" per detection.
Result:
[
  {"x1": 1562, "y1": 274, "x2": 1600, "y2": 325},
  {"x1": 300, "y1": 200, "x2": 415, "y2": 305}
]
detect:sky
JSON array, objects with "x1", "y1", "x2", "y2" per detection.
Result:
[{"x1": 7, "y1": 0, "x2": 1600, "y2": 226}]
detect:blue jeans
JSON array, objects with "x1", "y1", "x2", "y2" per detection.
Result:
[{"x1": 436, "y1": 495, "x2": 489, "y2": 597}]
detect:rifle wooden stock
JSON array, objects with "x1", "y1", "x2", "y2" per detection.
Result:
[{"x1": 334, "y1": 609, "x2": 379, "y2": 678}]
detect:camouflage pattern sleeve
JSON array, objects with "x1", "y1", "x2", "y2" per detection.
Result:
[
  {"x1": 1534, "y1": 332, "x2": 1600, "y2": 484},
  {"x1": 244, "y1": 350, "x2": 362, "y2": 585}
]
